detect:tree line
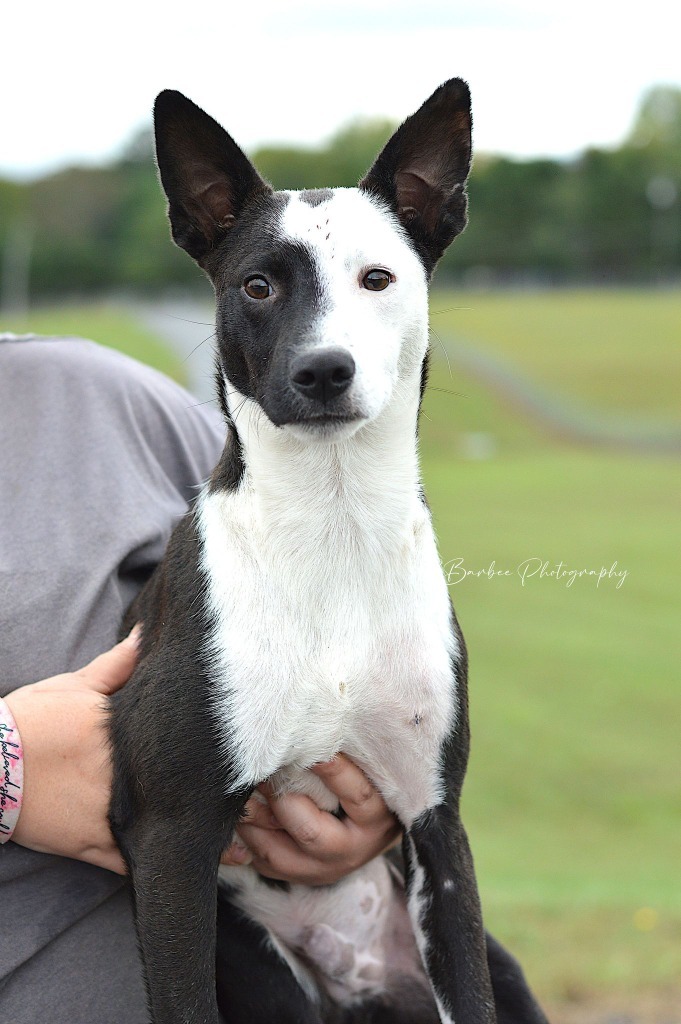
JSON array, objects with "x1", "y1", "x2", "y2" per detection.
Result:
[{"x1": 1, "y1": 86, "x2": 680, "y2": 303}]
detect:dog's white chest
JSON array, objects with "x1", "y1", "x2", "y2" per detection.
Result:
[{"x1": 199, "y1": 486, "x2": 458, "y2": 825}]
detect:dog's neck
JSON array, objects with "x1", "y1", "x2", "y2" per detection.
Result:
[{"x1": 222, "y1": 368, "x2": 424, "y2": 561}]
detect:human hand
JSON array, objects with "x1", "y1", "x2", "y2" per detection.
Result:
[
  {"x1": 4, "y1": 630, "x2": 140, "y2": 874},
  {"x1": 221, "y1": 753, "x2": 401, "y2": 886}
]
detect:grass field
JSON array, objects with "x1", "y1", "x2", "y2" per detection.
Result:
[
  {"x1": 430, "y1": 288, "x2": 681, "y2": 420},
  {"x1": 422, "y1": 438, "x2": 680, "y2": 1004},
  {"x1": 4, "y1": 292, "x2": 678, "y2": 1017}
]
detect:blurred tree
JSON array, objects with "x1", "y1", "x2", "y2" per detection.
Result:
[
  {"x1": 252, "y1": 145, "x2": 332, "y2": 190},
  {"x1": 324, "y1": 118, "x2": 394, "y2": 185},
  {"x1": 253, "y1": 118, "x2": 394, "y2": 189},
  {"x1": 1, "y1": 87, "x2": 680, "y2": 298},
  {"x1": 442, "y1": 157, "x2": 579, "y2": 280},
  {"x1": 0, "y1": 179, "x2": 30, "y2": 312},
  {"x1": 628, "y1": 86, "x2": 681, "y2": 154},
  {"x1": 625, "y1": 86, "x2": 681, "y2": 277}
]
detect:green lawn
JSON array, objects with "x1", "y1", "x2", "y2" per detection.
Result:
[
  {"x1": 1, "y1": 301, "x2": 188, "y2": 387},
  {"x1": 423, "y1": 445, "x2": 680, "y2": 1002},
  {"x1": 430, "y1": 288, "x2": 681, "y2": 419}
]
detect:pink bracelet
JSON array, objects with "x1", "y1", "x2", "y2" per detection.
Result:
[{"x1": 0, "y1": 698, "x2": 24, "y2": 844}]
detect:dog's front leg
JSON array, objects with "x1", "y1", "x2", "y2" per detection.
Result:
[
  {"x1": 404, "y1": 806, "x2": 496, "y2": 1024},
  {"x1": 120, "y1": 804, "x2": 244, "y2": 1024}
]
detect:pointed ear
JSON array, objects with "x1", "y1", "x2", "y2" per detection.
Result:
[
  {"x1": 153, "y1": 90, "x2": 271, "y2": 263},
  {"x1": 359, "y1": 79, "x2": 472, "y2": 275}
]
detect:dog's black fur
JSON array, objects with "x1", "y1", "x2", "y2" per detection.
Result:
[{"x1": 109, "y1": 81, "x2": 550, "y2": 1024}]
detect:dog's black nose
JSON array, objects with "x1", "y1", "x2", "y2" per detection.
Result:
[{"x1": 290, "y1": 348, "x2": 355, "y2": 403}]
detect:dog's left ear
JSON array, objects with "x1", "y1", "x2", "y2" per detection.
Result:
[
  {"x1": 153, "y1": 90, "x2": 271, "y2": 265},
  {"x1": 360, "y1": 79, "x2": 472, "y2": 275}
]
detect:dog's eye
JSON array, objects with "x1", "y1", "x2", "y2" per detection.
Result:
[
  {"x1": 244, "y1": 276, "x2": 273, "y2": 300},
  {"x1": 362, "y1": 269, "x2": 392, "y2": 291}
]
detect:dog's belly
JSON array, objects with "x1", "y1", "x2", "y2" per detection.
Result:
[{"x1": 220, "y1": 856, "x2": 432, "y2": 1007}]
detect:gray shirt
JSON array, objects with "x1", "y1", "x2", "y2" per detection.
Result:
[{"x1": 0, "y1": 335, "x2": 224, "y2": 1022}]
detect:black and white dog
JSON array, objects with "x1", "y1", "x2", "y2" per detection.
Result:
[{"x1": 109, "y1": 81, "x2": 549, "y2": 1024}]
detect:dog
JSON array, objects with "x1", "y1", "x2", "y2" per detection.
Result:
[{"x1": 109, "y1": 80, "x2": 549, "y2": 1024}]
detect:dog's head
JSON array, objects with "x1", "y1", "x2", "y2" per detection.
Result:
[{"x1": 154, "y1": 82, "x2": 471, "y2": 444}]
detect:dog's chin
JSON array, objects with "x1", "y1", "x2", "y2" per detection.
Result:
[{"x1": 283, "y1": 417, "x2": 366, "y2": 444}]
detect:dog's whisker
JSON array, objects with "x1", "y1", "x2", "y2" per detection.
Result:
[
  {"x1": 231, "y1": 398, "x2": 248, "y2": 425},
  {"x1": 184, "y1": 332, "x2": 217, "y2": 363},
  {"x1": 429, "y1": 327, "x2": 454, "y2": 380},
  {"x1": 428, "y1": 386, "x2": 469, "y2": 400},
  {"x1": 188, "y1": 398, "x2": 219, "y2": 409},
  {"x1": 430, "y1": 306, "x2": 474, "y2": 315},
  {"x1": 162, "y1": 313, "x2": 215, "y2": 326}
]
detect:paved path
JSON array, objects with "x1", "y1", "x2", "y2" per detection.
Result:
[{"x1": 442, "y1": 333, "x2": 681, "y2": 457}]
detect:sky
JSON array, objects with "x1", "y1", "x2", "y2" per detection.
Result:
[{"x1": 3, "y1": 0, "x2": 681, "y2": 180}]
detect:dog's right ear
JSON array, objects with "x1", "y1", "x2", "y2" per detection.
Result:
[
  {"x1": 359, "y1": 79, "x2": 472, "y2": 276},
  {"x1": 153, "y1": 90, "x2": 271, "y2": 263}
]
